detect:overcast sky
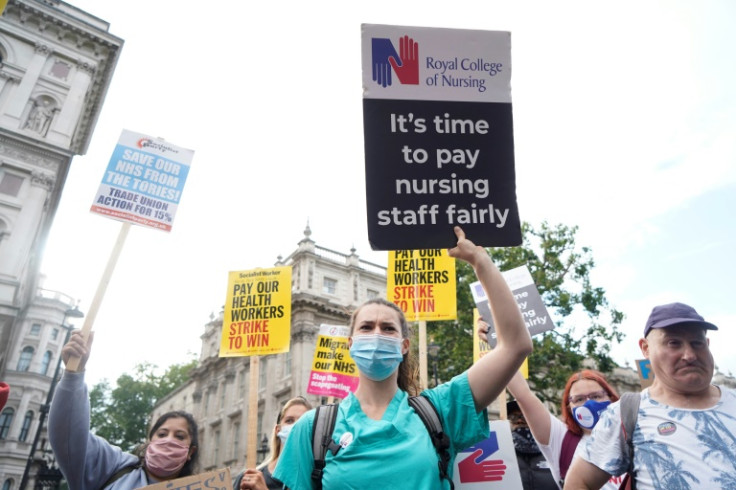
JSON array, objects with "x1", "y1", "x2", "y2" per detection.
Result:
[{"x1": 40, "y1": 0, "x2": 736, "y2": 386}]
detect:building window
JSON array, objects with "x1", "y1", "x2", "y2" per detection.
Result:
[
  {"x1": 259, "y1": 359, "x2": 267, "y2": 390},
  {"x1": 19, "y1": 410, "x2": 33, "y2": 442},
  {"x1": 0, "y1": 408, "x2": 14, "y2": 439},
  {"x1": 40, "y1": 351, "x2": 52, "y2": 376},
  {"x1": 323, "y1": 277, "x2": 337, "y2": 295},
  {"x1": 49, "y1": 60, "x2": 71, "y2": 80},
  {"x1": 213, "y1": 430, "x2": 220, "y2": 465},
  {"x1": 51, "y1": 328, "x2": 59, "y2": 341},
  {"x1": 17, "y1": 346, "x2": 34, "y2": 371},
  {"x1": 233, "y1": 422, "x2": 240, "y2": 460},
  {"x1": 283, "y1": 350, "x2": 292, "y2": 378},
  {"x1": 239, "y1": 370, "x2": 246, "y2": 400},
  {"x1": 0, "y1": 172, "x2": 23, "y2": 197},
  {"x1": 2, "y1": 479, "x2": 14, "y2": 490},
  {"x1": 219, "y1": 382, "x2": 226, "y2": 409},
  {"x1": 30, "y1": 323, "x2": 42, "y2": 336},
  {"x1": 367, "y1": 289, "x2": 379, "y2": 299},
  {"x1": 257, "y1": 409, "x2": 264, "y2": 445}
]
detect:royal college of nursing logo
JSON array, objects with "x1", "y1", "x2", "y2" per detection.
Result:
[{"x1": 371, "y1": 35, "x2": 420, "y2": 87}]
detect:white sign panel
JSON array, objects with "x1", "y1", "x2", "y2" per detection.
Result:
[
  {"x1": 453, "y1": 420, "x2": 522, "y2": 489},
  {"x1": 90, "y1": 129, "x2": 194, "y2": 231}
]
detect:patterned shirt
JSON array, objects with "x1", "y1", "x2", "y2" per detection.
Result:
[{"x1": 580, "y1": 386, "x2": 736, "y2": 489}]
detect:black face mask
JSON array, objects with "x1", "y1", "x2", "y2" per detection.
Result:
[{"x1": 512, "y1": 427, "x2": 540, "y2": 454}]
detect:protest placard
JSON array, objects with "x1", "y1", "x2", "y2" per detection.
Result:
[
  {"x1": 473, "y1": 309, "x2": 528, "y2": 378},
  {"x1": 362, "y1": 24, "x2": 520, "y2": 250},
  {"x1": 90, "y1": 129, "x2": 193, "y2": 232},
  {"x1": 219, "y1": 267, "x2": 292, "y2": 356},
  {"x1": 387, "y1": 248, "x2": 456, "y2": 321},
  {"x1": 67, "y1": 129, "x2": 195, "y2": 371},
  {"x1": 453, "y1": 420, "x2": 522, "y2": 489},
  {"x1": 636, "y1": 358, "x2": 654, "y2": 388},
  {"x1": 307, "y1": 324, "x2": 359, "y2": 399},
  {"x1": 470, "y1": 265, "x2": 552, "y2": 347},
  {"x1": 140, "y1": 467, "x2": 231, "y2": 490}
]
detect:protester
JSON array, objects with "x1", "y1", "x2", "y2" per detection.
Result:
[
  {"x1": 480, "y1": 319, "x2": 622, "y2": 489},
  {"x1": 236, "y1": 396, "x2": 313, "y2": 490},
  {"x1": 565, "y1": 302, "x2": 736, "y2": 489},
  {"x1": 507, "y1": 400, "x2": 558, "y2": 490},
  {"x1": 0, "y1": 382, "x2": 8, "y2": 411},
  {"x1": 49, "y1": 331, "x2": 199, "y2": 489},
  {"x1": 273, "y1": 226, "x2": 533, "y2": 489}
]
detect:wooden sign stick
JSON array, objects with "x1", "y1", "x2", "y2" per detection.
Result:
[
  {"x1": 418, "y1": 320, "x2": 428, "y2": 389},
  {"x1": 66, "y1": 222, "x2": 131, "y2": 371},
  {"x1": 499, "y1": 389, "x2": 508, "y2": 420},
  {"x1": 246, "y1": 355, "x2": 260, "y2": 468}
]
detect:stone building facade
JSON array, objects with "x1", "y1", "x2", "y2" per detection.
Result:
[{"x1": 0, "y1": 1, "x2": 121, "y2": 488}]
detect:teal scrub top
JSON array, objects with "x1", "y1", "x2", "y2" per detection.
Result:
[{"x1": 273, "y1": 372, "x2": 488, "y2": 489}]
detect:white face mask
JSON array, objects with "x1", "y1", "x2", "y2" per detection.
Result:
[{"x1": 277, "y1": 423, "x2": 293, "y2": 443}]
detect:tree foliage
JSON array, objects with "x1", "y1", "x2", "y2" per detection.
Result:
[
  {"x1": 89, "y1": 358, "x2": 197, "y2": 452},
  {"x1": 426, "y1": 221, "x2": 625, "y2": 410}
]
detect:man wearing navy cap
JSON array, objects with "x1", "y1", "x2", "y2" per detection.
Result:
[{"x1": 565, "y1": 302, "x2": 736, "y2": 489}]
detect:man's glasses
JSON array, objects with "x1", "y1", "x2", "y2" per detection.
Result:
[
  {"x1": 508, "y1": 412, "x2": 525, "y2": 422},
  {"x1": 568, "y1": 390, "x2": 609, "y2": 405}
]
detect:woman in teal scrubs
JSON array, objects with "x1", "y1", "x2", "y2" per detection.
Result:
[{"x1": 274, "y1": 226, "x2": 533, "y2": 489}]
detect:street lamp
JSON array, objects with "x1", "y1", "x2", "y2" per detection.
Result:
[
  {"x1": 19, "y1": 305, "x2": 84, "y2": 490},
  {"x1": 427, "y1": 343, "x2": 440, "y2": 388},
  {"x1": 256, "y1": 434, "x2": 270, "y2": 464}
]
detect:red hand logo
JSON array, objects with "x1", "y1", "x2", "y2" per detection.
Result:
[
  {"x1": 388, "y1": 35, "x2": 419, "y2": 85},
  {"x1": 457, "y1": 449, "x2": 507, "y2": 483}
]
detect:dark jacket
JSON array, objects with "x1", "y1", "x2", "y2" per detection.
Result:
[{"x1": 512, "y1": 428, "x2": 557, "y2": 490}]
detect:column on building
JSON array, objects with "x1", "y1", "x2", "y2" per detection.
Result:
[
  {"x1": 0, "y1": 171, "x2": 53, "y2": 278},
  {"x1": 2, "y1": 43, "x2": 49, "y2": 125},
  {"x1": 47, "y1": 60, "x2": 95, "y2": 146}
]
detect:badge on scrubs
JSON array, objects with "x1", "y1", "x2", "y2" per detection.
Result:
[{"x1": 339, "y1": 432, "x2": 353, "y2": 449}]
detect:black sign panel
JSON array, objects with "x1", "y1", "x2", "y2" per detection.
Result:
[{"x1": 364, "y1": 98, "x2": 521, "y2": 250}]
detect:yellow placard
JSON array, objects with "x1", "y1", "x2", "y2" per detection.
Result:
[
  {"x1": 307, "y1": 324, "x2": 359, "y2": 398},
  {"x1": 386, "y1": 249, "x2": 456, "y2": 321},
  {"x1": 219, "y1": 266, "x2": 291, "y2": 356},
  {"x1": 473, "y1": 308, "x2": 528, "y2": 377},
  {"x1": 141, "y1": 468, "x2": 231, "y2": 490}
]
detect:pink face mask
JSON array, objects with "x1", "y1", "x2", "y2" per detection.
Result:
[{"x1": 144, "y1": 438, "x2": 190, "y2": 477}]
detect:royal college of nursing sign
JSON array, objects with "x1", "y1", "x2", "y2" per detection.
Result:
[{"x1": 362, "y1": 24, "x2": 521, "y2": 250}]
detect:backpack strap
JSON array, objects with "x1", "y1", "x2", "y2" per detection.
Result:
[
  {"x1": 558, "y1": 430, "x2": 582, "y2": 485},
  {"x1": 618, "y1": 392, "x2": 641, "y2": 490},
  {"x1": 311, "y1": 403, "x2": 341, "y2": 490},
  {"x1": 408, "y1": 395, "x2": 454, "y2": 490},
  {"x1": 102, "y1": 462, "x2": 140, "y2": 488}
]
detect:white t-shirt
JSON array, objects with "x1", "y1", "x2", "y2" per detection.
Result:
[
  {"x1": 580, "y1": 386, "x2": 736, "y2": 489},
  {"x1": 538, "y1": 413, "x2": 624, "y2": 489}
]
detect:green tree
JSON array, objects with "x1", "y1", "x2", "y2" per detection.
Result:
[
  {"x1": 427, "y1": 221, "x2": 624, "y2": 410},
  {"x1": 90, "y1": 358, "x2": 197, "y2": 452}
]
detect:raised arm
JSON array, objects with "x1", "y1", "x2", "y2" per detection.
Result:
[
  {"x1": 563, "y1": 457, "x2": 612, "y2": 489},
  {"x1": 449, "y1": 227, "x2": 532, "y2": 410},
  {"x1": 506, "y1": 370, "x2": 553, "y2": 445},
  {"x1": 477, "y1": 320, "x2": 551, "y2": 444},
  {"x1": 49, "y1": 331, "x2": 138, "y2": 490}
]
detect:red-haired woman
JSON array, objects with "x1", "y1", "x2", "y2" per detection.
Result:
[{"x1": 480, "y1": 323, "x2": 623, "y2": 489}]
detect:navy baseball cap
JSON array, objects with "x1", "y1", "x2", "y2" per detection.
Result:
[
  {"x1": 507, "y1": 400, "x2": 521, "y2": 414},
  {"x1": 643, "y1": 302, "x2": 718, "y2": 337}
]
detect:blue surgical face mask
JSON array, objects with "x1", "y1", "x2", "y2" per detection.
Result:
[
  {"x1": 349, "y1": 334, "x2": 404, "y2": 381},
  {"x1": 572, "y1": 399, "x2": 611, "y2": 430},
  {"x1": 277, "y1": 423, "x2": 292, "y2": 443}
]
